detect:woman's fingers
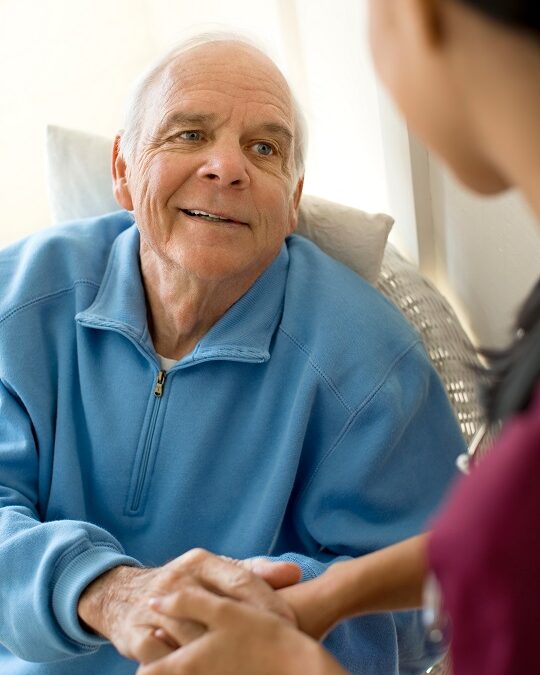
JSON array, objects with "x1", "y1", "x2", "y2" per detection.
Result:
[
  {"x1": 151, "y1": 615, "x2": 206, "y2": 648},
  {"x1": 149, "y1": 585, "x2": 234, "y2": 630},
  {"x1": 135, "y1": 629, "x2": 175, "y2": 665}
]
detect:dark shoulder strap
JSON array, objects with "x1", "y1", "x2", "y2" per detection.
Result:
[{"x1": 495, "y1": 314, "x2": 540, "y2": 421}]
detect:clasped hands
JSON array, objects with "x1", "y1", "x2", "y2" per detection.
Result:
[{"x1": 78, "y1": 548, "x2": 338, "y2": 669}]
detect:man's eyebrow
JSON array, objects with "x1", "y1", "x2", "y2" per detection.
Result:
[
  {"x1": 258, "y1": 122, "x2": 293, "y2": 146},
  {"x1": 158, "y1": 112, "x2": 218, "y2": 134}
]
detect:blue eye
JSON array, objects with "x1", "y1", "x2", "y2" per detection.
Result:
[
  {"x1": 180, "y1": 131, "x2": 202, "y2": 141},
  {"x1": 253, "y1": 142, "x2": 274, "y2": 156}
]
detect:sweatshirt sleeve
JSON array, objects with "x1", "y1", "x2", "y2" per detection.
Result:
[
  {"x1": 0, "y1": 379, "x2": 143, "y2": 662},
  {"x1": 269, "y1": 342, "x2": 466, "y2": 674}
]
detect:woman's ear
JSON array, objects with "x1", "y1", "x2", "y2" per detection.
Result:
[
  {"x1": 369, "y1": 0, "x2": 446, "y2": 89},
  {"x1": 412, "y1": 0, "x2": 444, "y2": 47},
  {"x1": 405, "y1": 0, "x2": 444, "y2": 48},
  {"x1": 112, "y1": 133, "x2": 134, "y2": 211}
]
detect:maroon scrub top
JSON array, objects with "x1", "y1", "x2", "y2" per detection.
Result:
[{"x1": 429, "y1": 382, "x2": 540, "y2": 674}]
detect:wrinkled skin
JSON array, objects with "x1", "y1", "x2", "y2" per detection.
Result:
[{"x1": 78, "y1": 549, "x2": 300, "y2": 665}]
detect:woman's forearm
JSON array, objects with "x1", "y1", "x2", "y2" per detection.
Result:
[
  {"x1": 324, "y1": 533, "x2": 429, "y2": 616},
  {"x1": 281, "y1": 533, "x2": 430, "y2": 639}
]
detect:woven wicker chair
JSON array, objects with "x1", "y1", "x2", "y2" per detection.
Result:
[
  {"x1": 377, "y1": 242, "x2": 494, "y2": 675},
  {"x1": 378, "y1": 243, "x2": 485, "y2": 447}
]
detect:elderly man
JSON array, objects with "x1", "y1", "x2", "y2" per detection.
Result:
[{"x1": 0, "y1": 35, "x2": 465, "y2": 674}]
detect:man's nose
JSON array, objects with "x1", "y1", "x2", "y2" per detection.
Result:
[{"x1": 197, "y1": 141, "x2": 251, "y2": 188}]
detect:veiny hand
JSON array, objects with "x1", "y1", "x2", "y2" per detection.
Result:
[
  {"x1": 234, "y1": 555, "x2": 336, "y2": 640},
  {"x1": 244, "y1": 557, "x2": 337, "y2": 639},
  {"x1": 77, "y1": 548, "x2": 300, "y2": 665},
  {"x1": 225, "y1": 555, "x2": 301, "y2": 591},
  {"x1": 136, "y1": 586, "x2": 348, "y2": 675}
]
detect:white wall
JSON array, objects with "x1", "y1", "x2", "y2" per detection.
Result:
[
  {"x1": 429, "y1": 160, "x2": 540, "y2": 348},
  {"x1": 0, "y1": 0, "x2": 389, "y2": 247},
  {"x1": 292, "y1": 0, "x2": 388, "y2": 213},
  {"x1": 0, "y1": 0, "x2": 157, "y2": 243},
  {"x1": 1, "y1": 0, "x2": 539, "y2": 349}
]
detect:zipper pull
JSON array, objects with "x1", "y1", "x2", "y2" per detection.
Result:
[{"x1": 154, "y1": 370, "x2": 166, "y2": 397}]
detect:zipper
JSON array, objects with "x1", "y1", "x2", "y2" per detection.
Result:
[
  {"x1": 154, "y1": 370, "x2": 166, "y2": 397},
  {"x1": 129, "y1": 370, "x2": 166, "y2": 513}
]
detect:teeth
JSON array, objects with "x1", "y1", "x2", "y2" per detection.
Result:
[{"x1": 185, "y1": 209, "x2": 230, "y2": 222}]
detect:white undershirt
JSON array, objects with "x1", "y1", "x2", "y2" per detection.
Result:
[{"x1": 157, "y1": 354, "x2": 178, "y2": 372}]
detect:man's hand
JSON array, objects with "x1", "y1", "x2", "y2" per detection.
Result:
[
  {"x1": 136, "y1": 587, "x2": 348, "y2": 675},
  {"x1": 234, "y1": 556, "x2": 301, "y2": 590},
  {"x1": 77, "y1": 548, "x2": 300, "y2": 665},
  {"x1": 217, "y1": 555, "x2": 335, "y2": 639}
]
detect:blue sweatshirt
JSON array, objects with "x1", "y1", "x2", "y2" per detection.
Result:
[{"x1": 0, "y1": 211, "x2": 465, "y2": 674}]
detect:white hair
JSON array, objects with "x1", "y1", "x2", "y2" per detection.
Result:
[{"x1": 119, "y1": 31, "x2": 308, "y2": 181}]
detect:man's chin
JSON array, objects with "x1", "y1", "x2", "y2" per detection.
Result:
[{"x1": 164, "y1": 245, "x2": 259, "y2": 284}]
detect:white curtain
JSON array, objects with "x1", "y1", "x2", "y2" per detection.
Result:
[
  {"x1": 0, "y1": 0, "x2": 393, "y2": 245},
  {"x1": 2, "y1": 0, "x2": 538, "y2": 346}
]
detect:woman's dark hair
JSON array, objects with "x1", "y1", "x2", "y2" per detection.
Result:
[
  {"x1": 481, "y1": 277, "x2": 540, "y2": 424},
  {"x1": 458, "y1": 0, "x2": 540, "y2": 35}
]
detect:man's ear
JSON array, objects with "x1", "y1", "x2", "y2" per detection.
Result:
[
  {"x1": 287, "y1": 176, "x2": 304, "y2": 234},
  {"x1": 112, "y1": 133, "x2": 134, "y2": 211}
]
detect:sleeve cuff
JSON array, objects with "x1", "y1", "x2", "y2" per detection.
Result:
[{"x1": 51, "y1": 543, "x2": 143, "y2": 648}]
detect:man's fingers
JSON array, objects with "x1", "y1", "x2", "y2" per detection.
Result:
[
  {"x1": 219, "y1": 554, "x2": 302, "y2": 589},
  {"x1": 244, "y1": 559, "x2": 302, "y2": 589},
  {"x1": 134, "y1": 629, "x2": 175, "y2": 665},
  {"x1": 172, "y1": 550, "x2": 297, "y2": 623}
]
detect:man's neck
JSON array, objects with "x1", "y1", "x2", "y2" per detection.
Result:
[{"x1": 140, "y1": 243, "x2": 258, "y2": 361}]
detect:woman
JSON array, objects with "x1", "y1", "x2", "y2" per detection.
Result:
[{"x1": 139, "y1": 1, "x2": 540, "y2": 673}]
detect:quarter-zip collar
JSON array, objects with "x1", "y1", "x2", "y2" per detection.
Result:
[{"x1": 76, "y1": 221, "x2": 290, "y2": 366}]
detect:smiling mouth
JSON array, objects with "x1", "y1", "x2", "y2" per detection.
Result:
[{"x1": 181, "y1": 208, "x2": 246, "y2": 225}]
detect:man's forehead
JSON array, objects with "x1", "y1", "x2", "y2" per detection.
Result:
[
  {"x1": 155, "y1": 42, "x2": 293, "y2": 115},
  {"x1": 167, "y1": 41, "x2": 286, "y2": 82}
]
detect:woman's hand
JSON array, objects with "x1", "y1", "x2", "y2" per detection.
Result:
[
  {"x1": 280, "y1": 534, "x2": 431, "y2": 640},
  {"x1": 137, "y1": 586, "x2": 347, "y2": 675}
]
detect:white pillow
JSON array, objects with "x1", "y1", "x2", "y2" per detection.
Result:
[
  {"x1": 45, "y1": 125, "x2": 393, "y2": 283},
  {"x1": 46, "y1": 125, "x2": 119, "y2": 223}
]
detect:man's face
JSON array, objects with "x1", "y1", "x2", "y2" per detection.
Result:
[{"x1": 116, "y1": 42, "x2": 303, "y2": 284}]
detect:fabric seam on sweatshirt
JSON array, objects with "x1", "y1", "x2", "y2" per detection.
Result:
[
  {"x1": 298, "y1": 339, "x2": 423, "y2": 503},
  {"x1": 0, "y1": 281, "x2": 100, "y2": 326},
  {"x1": 278, "y1": 326, "x2": 353, "y2": 413}
]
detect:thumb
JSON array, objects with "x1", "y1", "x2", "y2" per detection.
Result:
[{"x1": 247, "y1": 558, "x2": 302, "y2": 588}]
